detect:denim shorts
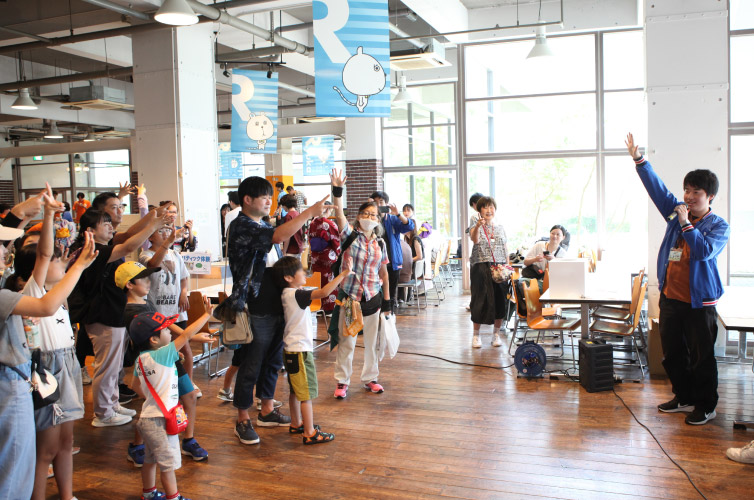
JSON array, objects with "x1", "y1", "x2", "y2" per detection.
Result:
[
  {"x1": 34, "y1": 347, "x2": 84, "y2": 431},
  {"x1": 0, "y1": 362, "x2": 35, "y2": 500},
  {"x1": 137, "y1": 416, "x2": 181, "y2": 472}
]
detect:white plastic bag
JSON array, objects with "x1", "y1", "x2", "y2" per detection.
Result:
[{"x1": 377, "y1": 313, "x2": 399, "y2": 361}]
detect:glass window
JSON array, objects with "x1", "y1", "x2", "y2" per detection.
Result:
[
  {"x1": 75, "y1": 150, "x2": 130, "y2": 189},
  {"x1": 603, "y1": 156, "x2": 648, "y2": 271},
  {"x1": 730, "y1": 135, "x2": 754, "y2": 285},
  {"x1": 731, "y1": 0, "x2": 754, "y2": 30},
  {"x1": 604, "y1": 91, "x2": 647, "y2": 149},
  {"x1": 603, "y1": 31, "x2": 645, "y2": 90},
  {"x1": 464, "y1": 34, "x2": 596, "y2": 98},
  {"x1": 19, "y1": 155, "x2": 70, "y2": 190},
  {"x1": 466, "y1": 94, "x2": 596, "y2": 153},
  {"x1": 467, "y1": 157, "x2": 598, "y2": 252},
  {"x1": 731, "y1": 35, "x2": 754, "y2": 123},
  {"x1": 384, "y1": 170, "x2": 456, "y2": 238}
]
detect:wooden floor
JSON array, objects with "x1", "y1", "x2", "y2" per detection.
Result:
[{"x1": 58, "y1": 286, "x2": 754, "y2": 500}]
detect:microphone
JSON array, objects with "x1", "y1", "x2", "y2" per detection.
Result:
[{"x1": 667, "y1": 204, "x2": 688, "y2": 221}]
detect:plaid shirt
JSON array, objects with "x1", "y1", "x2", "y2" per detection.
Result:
[{"x1": 340, "y1": 226, "x2": 389, "y2": 301}]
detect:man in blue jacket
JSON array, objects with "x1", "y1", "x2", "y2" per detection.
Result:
[
  {"x1": 626, "y1": 133, "x2": 730, "y2": 426},
  {"x1": 371, "y1": 191, "x2": 415, "y2": 312}
]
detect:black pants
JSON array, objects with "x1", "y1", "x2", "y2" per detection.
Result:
[
  {"x1": 75, "y1": 324, "x2": 93, "y2": 367},
  {"x1": 387, "y1": 268, "x2": 400, "y2": 310},
  {"x1": 659, "y1": 293, "x2": 719, "y2": 412}
]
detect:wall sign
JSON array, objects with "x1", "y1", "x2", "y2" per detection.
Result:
[
  {"x1": 313, "y1": 0, "x2": 391, "y2": 117},
  {"x1": 231, "y1": 69, "x2": 279, "y2": 153},
  {"x1": 302, "y1": 136, "x2": 335, "y2": 176},
  {"x1": 181, "y1": 252, "x2": 212, "y2": 274}
]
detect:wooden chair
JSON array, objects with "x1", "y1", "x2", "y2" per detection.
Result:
[
  {"x1": 522, "y1": 280, "x2": 581, "y2": 368},
  {"x1": 187, "y1": 291, "x2": 222, "y2": 377},
  {"x1": 397, "y1": 259, "x2": 428, "y2": 310},
  {"x1": 592, "y1": 269, "x2": 645, "y2": 320},
  {"x1": 589, "y1": 282, "x2": 649, "y2": 378},
  {"x1": 304, "y1": 272, "x2": 330, "y2": 349}
]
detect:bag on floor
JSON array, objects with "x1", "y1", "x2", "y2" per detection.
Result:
[{"x1": 377, "y1": 313, "x2": 400, "y2": 361}]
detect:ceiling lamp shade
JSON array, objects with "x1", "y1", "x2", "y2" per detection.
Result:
[
  {"x1": 392, "y1": 74, "x2": 411, "y2": 104},
  {"x1": 83, "y1": 130, "x2": 97, "y2": 142},
  {"x1": 44, "y1": 121, "x2": 63, "y2": 139},
  {"x1": 11, "y1": 88, "x2": 38, "y2": 110},
  {"x1": 154, "y1": 0, "x2": 198, "y2": 26},
  {"x1": 527, "y1": 24, "x2": 555, "y2": 59}
]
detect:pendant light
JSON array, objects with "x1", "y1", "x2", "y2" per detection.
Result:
[
  {"x1": 154, "y1": 0, "x2": 199, "y2": 26},
  {"x1": 527, "y1": 24, "x2": 555, "y2": 59},
  {"x1": 44, "y1": 121, "x2": 63, "y2": 139},
  {"x1": 11, "y1": 88, "x2": 38, "y2": 110},
  {"x1": 392, "y1": 74, "x2": 411, "y2": 104}
]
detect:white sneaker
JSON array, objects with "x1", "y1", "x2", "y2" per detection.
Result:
[
  {"x1": 491, "y1": 334, "x2": 503, "y2": 347},
  {"x1": 727, "y1": 440, "x2": 754, "y2": 464},
  {"x1": 255, "y1": 398, "x2": 284, "y2": 411},
  {"x1": 193, "y1": 383, "x2": 202, "y2": 398},
  {"x1": 81, "y1": 368, "x2": 92, "y2": 385},
  {"x1": 217, "y1": 388, "x2": 234, "y2": 402},
  {"x1": 114, "y1": 404, "x2": 137, "y2": 417},
  {"x1": 472, "y1": 335, "x2": 482, "y2": 348},
  {"x1": 92, "y1": 413, "x2": 132, "y2": 427}
]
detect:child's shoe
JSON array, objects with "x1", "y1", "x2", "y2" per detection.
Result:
[
  {"x1": 334, "y1": 384, "x2": 348, "y2": 399},
  {"x1": 217, "y1": 388, "x2": 234, "y2": 402},
  {"x1": 472, "y1": 335, "x2": 482, "y2": 348},
  {"x1": 303, "y1": 428, "x2": 335, "y2": 445},
  {"x1": 127, "y1": 443, "x2": 145, "y2": 467},
  {"x1": 289, "y1": 423, "x2": 320, "y2": 434},
  {"x1": 257, "y1": 408, "x2": 291, "y2": 427},
  {"x1": 141, "y1": 489, "x2": 166, "y2": 500},
  {"x1": 81, "y1": 368, "x2": 92, "y2": 385},
  {"x1": 181, "y1": 438, "x2": 208, "y2": 461},
  {"x1": 255, "y1": 398, "x2": 283, "y2": 411},
  {"x1": 364, "y1": 381, "x2": 384, "y2": 393}
]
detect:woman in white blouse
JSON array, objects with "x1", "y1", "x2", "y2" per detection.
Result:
[{"x1": 523, "y1": 225, "x2": 568, "y2": 278}]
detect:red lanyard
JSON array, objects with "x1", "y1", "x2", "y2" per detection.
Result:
[{"x1": 481, "y1": 225, "x2": 498, "y2": 264}]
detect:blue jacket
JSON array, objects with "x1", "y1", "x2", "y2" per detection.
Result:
[
  {"x1": 636, "y1": 156, "x2": 729, "y2": 308},
  {"x1": 381, "y1": 214, "x2": 414, "y2": 271}
]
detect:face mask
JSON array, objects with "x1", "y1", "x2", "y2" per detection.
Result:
[{"x1": 360, "y1": 218, "x2": 379, "y2": 233}]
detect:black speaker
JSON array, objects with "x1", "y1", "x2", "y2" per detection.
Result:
[{"x1": 579, "y1": 338, "x2": 614, "y2": 393}]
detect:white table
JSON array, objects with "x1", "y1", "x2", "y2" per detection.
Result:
[
  {"x1": 717, "y1": 286, "x2": 754, "y2": 363},
  {"x1": 540, "y1": 273, "x2": 632, "y2": 339},
  {"x1": 193, "y1": 282, "x2": 233, "y2": 302}
]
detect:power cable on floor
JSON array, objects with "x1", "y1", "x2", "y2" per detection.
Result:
[{"x1": 612, "y1": 388, "x2": 708, "y2": 500}]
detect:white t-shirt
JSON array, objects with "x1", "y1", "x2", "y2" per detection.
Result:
[
  {"x1": 525, "y1": 241, "x2": 568, "y2": 272},
  {"x1": 224, "y1": 207, "x2": 241, "y2": 237},
  {"x1": 139, "y1": 249, "x2": 190, "y2": 322},
  {"x1": 134, "y1": 342, "x2": 180, "y2": 419},
  {"x1": 281, "y1": 288, "x2": 314, "y2": 352},
  {"x1": 21, "y1": 276, "x2": 74, "y2": 351}
]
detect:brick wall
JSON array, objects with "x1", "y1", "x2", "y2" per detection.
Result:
[
  {"x1": 0, "y1": 180, "x2": 15, "y2": 206},
  {"x1": 345, "y1": 159, "x2": 383, "y2": 221},
  {"x1": 129, "y1": 170, "x2": 139, "y2": 214}
]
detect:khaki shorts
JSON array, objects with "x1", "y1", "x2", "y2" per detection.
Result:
[
  {"x1": 137, "y1": 417, "x2": 181, "y2": 472},
  {"x1": 284, "y1": 351, "x2": 318, "y2": 401}
]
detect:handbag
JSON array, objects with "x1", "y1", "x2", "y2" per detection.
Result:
[
  {"x1": 138, "y1": 356, "x2": 188, "y2": 435},
  {"x1": 220, "y1": 257, "x2": 253, "y2": 346},
  {"x1": 481, "y1": 225, "x2": 513, "y2": 284},
  {"x1": 3, "y1": 350, "x2": 60, "y2": 410}
]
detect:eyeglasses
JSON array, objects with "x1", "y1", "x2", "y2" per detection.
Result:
[
  {"x1": 359, "y1": 212, "x2": 379, "y2": 219},
  {"x1": 107, "y1": 204, "x2": 124, "y2": 211}
]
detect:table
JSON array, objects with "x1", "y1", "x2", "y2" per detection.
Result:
[
  {"x1": 540, "y1": 273, "x2": 632, "y2": 339},
  {"x1": 193, "y1": 282, "x2": 233, "y2": 303},
  {"x1": 717, "y1": 286, "x2": 754, "y2": 363}
]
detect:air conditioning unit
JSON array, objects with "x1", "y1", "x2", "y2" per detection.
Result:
[
  {"x1": 68, "y1": 85, "x2": 133, "y2": 110},
  {"x1": 391, "y1": 39, "x2": 451, "y2": 71}
]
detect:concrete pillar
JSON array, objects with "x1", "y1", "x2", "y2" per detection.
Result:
[
  {"x1": 131, "y1": 24, "x2": 221, "y2": 258},
  {"x1": 345, "y1": 117, "x2": 383, "y2": 219},
  {"x1": 643, "y1": 0, "x2": 729, "y2": 316}
]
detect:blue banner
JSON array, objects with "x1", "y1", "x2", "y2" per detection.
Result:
[
  {"x1": 302, "y1": 136, "x2": 335, "y2": 176},
  {"x1": 218, "y1": 146, "x2": 243, "y2": 180},
  {"x1": 313, "y1": 0, "x2": 391, "y2": 117},
  {"x1": 231, "y1": 69, "x2": 278, "y2": 152}
]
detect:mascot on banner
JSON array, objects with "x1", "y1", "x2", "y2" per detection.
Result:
[{"x1": 332, "y1": 47, "x2": 387, "y2": 113}]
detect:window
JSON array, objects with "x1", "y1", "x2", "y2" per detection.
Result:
[
  {"x1": 384, "y1": 170, "x2": 457, "y2": 238},
  {"x1": 730, "y1": 35, "x2": 754, "y2": 123},
  {"x1": 730, "y1": 135, "x2": 754, "y2": 285}
]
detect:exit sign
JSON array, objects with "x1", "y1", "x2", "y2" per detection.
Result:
[{"x1": 32, "y1": 156, "x2": 43, "y2": 161}]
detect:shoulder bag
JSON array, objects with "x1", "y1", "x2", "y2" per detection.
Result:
[
  {"x1": 481, "y1": 225, "x2": 513, "y2": 284},
  {"x1": 138, "y1": 356, "x2": 188, "y2": 435}
]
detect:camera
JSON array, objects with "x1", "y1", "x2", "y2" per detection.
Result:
[
  {"x1": 378, "y1": 206, "x2": 390, "y2": 214},
  {"x1": 543, "y1": 250, "x2": 550, "y2": 256}
]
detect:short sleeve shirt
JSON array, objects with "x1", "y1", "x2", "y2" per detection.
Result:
[
  {"x1": 140, "y1": 249, "x2": 191, "y2": 321},
  {"x1": 22, "y1": 276, "x2": 74, "y2": 351},
  {"x1": 134, "y1": 341, "x2": 180, "y2": 419},
  {"x1": 470, "y1": 223, "x2": 508, "y2": 266},
  {"x1": 0, "y1": 289, "x2": 28, "y2": 367},
  {"x1": 281, "y1": 288, "x2": 314, "y2": 352},
  {"x1": 340, "y1": 226, "x2": 389, "y2": 301},
  {"x1": 82, "y1": 244, "x2": 128, "y2": 327}
]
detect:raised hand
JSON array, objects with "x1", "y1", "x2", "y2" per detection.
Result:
[
  {"x1": 117, "y1": 182, "x2": 137, "y2": 199},
  {"x1": 388, "y1": 203, "x2": 399, "y2": 216},
  {"x1": 329, "y1": 168, "x2": 347, "y2": 187},
  {"x1": 308, "y1": 195, "x2": 332, "y2": 218},
  {"x1": 12, "y1": 189, "x2": 46, "y2": 220},
  {"x1": 625, "y1": 133, "x2": 640, "y2": 159},
  {"x1": 137, "y1": 183, "x2": 147, "y2": 196},
  {"x1": 155, "y1": 200, "x2": 172, "y2": 219}
]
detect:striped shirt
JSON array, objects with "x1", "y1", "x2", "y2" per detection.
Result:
[{"x1": 340, "y1": 226, "x2": 389, "y2": 301}]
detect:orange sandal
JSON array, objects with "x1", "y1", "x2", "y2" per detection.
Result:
[
  {"x1": 289, "y1": 424, "x2": 320, "y2": 434},
  {"x1": 302, "y1": 429, "x2": 335, "y2": 445}
]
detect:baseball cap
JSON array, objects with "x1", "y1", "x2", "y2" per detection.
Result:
[
  {"x1": 128, "y1": 311, "x2": 179, "y2": 346},
  {"x1": 114, "y1": 261, "x2": 160, "y2": 289},
  {"x1": 0, "y1": 226, "x2": 24, "y2": 242}
]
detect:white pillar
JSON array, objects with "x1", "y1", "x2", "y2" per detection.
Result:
[
  {"x1": 644, "y1": 0, "x2": 729, "y2": 316},
  {"x1": 131, "y1": 24, "x2": 221, "y2": 259}
]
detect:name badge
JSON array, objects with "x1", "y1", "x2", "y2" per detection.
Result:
[{"x1": 669, "y1": 249, "x2": 682, "y2": 262}]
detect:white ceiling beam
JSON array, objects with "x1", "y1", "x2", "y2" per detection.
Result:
[{"x1": 0, "y1": 94, "x2": 135, "y2": 129}]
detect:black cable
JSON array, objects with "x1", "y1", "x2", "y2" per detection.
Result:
[
  {"x1": 353, "y1": 344, "x2": 515, "y2": 369},
  {"x1": 612, "y1": 388, "x2": 708, "y2": 500}
]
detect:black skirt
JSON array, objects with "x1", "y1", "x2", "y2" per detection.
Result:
[{"x1": 470, "y1": 262, "x2": 510, "y2": 325}]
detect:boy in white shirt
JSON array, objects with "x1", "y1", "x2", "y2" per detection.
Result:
[
  {"x1": 273, "y1": 256, "x2": 349, "y2": 444},
  {"x1": 129, "y1": 299, "x2": 210, "y2": 500}
]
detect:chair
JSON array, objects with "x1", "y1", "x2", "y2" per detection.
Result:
[
  {"x1": 589, "y1": 282, "x2": 649, "y2": 378},
  {"x1": 425, "y1": 253, "x2": 446, "y2": 304},
  {"x1": 508, "y1": 278, "x2": 565, "y2": 355},
  {"x1": 439, "y1": 239, "x2": 455, "y2": 284},
  {"x1": 304, "y1": 272, "x2": 331, "y2": 349},
  {"x1": 522, "y1": 280, "x2": 581, "y2": 368},
  {"x1": 187, "y1": 291, "x2": 222, "y2": 377},
  {"x1": 592, "y1": 269, "x2": 645, "y2": 321},
  {"x1": 396, "y1": 259, "x2": 428, "y2": 310}
]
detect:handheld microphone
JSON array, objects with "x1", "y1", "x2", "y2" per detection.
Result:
[{"x1": 667, "y1": 204, "x2": 688, "y2": 221}]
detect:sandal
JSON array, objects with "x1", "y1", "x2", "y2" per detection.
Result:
[
  {"x1": 302, "y1": 429, "x2": 335, "y2": 445},
  {"x1": 289, "y1": 424, "x2": 320, "y2": 434}
]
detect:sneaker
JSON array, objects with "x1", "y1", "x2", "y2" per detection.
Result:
[
  {"x1": 234, "y1": 419, "x2": 260, "y2": 445},
  {"x1": 255, "y1": 398, "x2": 283, "y2": 411},
  {"x1": 47, "y1": 464, "x2": 54, "y2": 478},
  {"x1": 141, "y1": 490, "x2": 166, "y2": 500},
  {"x1": 72, "y1": 446, "x2": 81, "y2": 455},
  {"x1": 472, "y1": 335, "x2": 482, "y2": 348},
  {"x1": 657, "y1": 397, "x2": 693, "y2": 413},
  {"x1": 303, "y1": 428, "x2": 335, "y2": 445},
  {"x1": 491, "y1": 333, "x2": 503, "y2": 347},
  {"x1": 192, "y1": 383, "x2": 202, "y2": 398},
  {"x1": 119, "y1": 384, "x2": 136, "y2": 404},
  {"x1": 685, "y1": 408, "x2": 716, "y2": 425},
  {"x1": 118, "y1": 392, "x2": 133, "y2": 404},
  {"x1": 217, "y1": 388, "x2": 234, "y2": 402},
  {"x1": 334, "y1": 384, "x2": 348, "y2": 399},
  {"x1": 92, "y1": 413, "x2": 131, "y2": 427},
  {"x1": 726, "y1": 440, "x2": 754, "y2": 464},
  {"x1": 257, "y1": 408, "x2": 291, "y2": 427},
  {"x1": 81, "y1": 368, "x2": 92, "y2": 385},
  {"x1": 364, "y1": 381, "x2": 384, "y2": 393},
  {"x1": 114, "y1": 403, "x2": 137, "y2": 417},
  {"x1": 127, "y1": 443, "x2": 145, "y2": 468},
  {"x1": 181, "y1": 438, "x2": 209, "y2": 461}
]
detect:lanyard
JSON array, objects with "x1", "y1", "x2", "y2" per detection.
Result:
[{"x1": 481, "y1": 225, "x2": 498, "y2": 264}]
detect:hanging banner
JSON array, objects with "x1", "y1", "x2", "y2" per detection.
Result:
[
  {"x1": 302, "y1": 136, "x2": 335, "y2": 176},
  {"x1": 231, "y1": 69, "x2": 278, "y2": 153},
  {"x1": 313, "y1": 0, "x2": 391, "y2": 117},
  {"x1": 218, "y1": 143, "x2": 243, "y2": 179}
]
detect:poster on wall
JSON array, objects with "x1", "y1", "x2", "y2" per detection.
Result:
[
  {"x1": 231, "y1": 69, "x2": 279, "y2": 153},
  {"x1": 313, "y1": 0, "x2": 391, "y2": 117},
  {"x1": 218, "y1": 143, "x2": 243, "y2": 179},
  {"x1": 302, "y1": 136, "x2": 335, "y2": 176}
]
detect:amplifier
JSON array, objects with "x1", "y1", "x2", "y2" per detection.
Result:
[{"x1": 579, "y1": 338, "x2": 614, "y2": 393}]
